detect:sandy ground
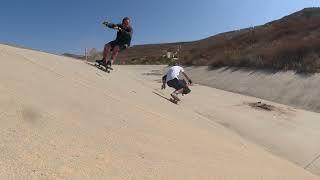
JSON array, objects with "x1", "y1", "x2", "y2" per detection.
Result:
[
  {"x1": 0, "y1": 44, "x2": 319, "y2": 179},
  {"x1": 184, "y1": 66, "x2": 320, "y2": 113}
]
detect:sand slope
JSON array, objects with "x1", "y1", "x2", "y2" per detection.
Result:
[{"x1": 0, "y1": 44, "x2": 318, "y2": 179}]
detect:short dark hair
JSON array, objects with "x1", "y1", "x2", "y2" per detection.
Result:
[{"x1": 122, "y1": 17, "x2": 130, "y2": 23}]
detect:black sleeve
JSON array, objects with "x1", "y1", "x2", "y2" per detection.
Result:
[{"x1": 106, "y1": 23, "x2": 117, "y2": 29}]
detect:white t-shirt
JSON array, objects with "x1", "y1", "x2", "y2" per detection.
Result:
[{"x1": 165, "y1": 66, "x2": 184, "y2": 82}]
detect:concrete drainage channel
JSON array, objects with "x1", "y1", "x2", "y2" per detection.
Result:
[{"x1": 183, "y1": 66, "x2": 320, "y2": 176}]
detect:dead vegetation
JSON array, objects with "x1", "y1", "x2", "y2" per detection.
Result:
[{"x1": 248, "y1": 102, "x2": 275, "y2": 111}]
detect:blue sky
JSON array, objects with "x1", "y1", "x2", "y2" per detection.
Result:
[{"x1": 0, "y1": 0, "x2": 319, "y2": 54}]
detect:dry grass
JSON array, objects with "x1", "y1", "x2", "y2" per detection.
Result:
[{"x1": 197, "y1": 14, "x2": 320, "y2": 73}]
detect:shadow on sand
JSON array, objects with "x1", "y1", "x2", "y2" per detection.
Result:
[{"x1": 153, "y1": 91, "x2": 171, "y2": 101}]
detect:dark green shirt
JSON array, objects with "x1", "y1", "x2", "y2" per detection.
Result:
[{"x1": 111, "y1": 23, "x2": 133, "y2": 46}]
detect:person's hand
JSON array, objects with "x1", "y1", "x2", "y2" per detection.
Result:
[
  {"x1": 102, "y1": 21, "x2": 110, "y2": 26},
  {"x1": 188, "y1": 79, "x2": 193, "y2": 85},
  {"x1": 161, "y1": 84, "x2": 166, "y2": 89}
]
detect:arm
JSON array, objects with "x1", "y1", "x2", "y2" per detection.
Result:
[
  {"x1": 181, "y1": 72, "x2": 193, "y2": 84},
  {"x1": 102, "y1": 21, "x2": 117, "y2": 29},
  {"x1": 161, "y1": 75, "x2": 167, "y2": 89},
  {"x1": 103, "y1": 22, "x2": 128, "y2": 33}
]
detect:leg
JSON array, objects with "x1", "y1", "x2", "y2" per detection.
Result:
[
  {"x1": 110, "y1": 45, "x2": 120, "y2": 65},
  {"x1": 167, "y1": 79, "x2": 185, "y2": 101},
  {"x1": 103, "y1": 43, "x2": 112, "y2": 61},
  {"x1": 174, "y1": 88, "x2": 184, "y2": 95},
  {"x1": 171, "y1": 88, "x2": 183, "y2": 101}
]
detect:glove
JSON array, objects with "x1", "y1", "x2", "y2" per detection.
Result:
[
  {"x1": 188, "y1": 79, "x2": 193, "y2": 84},
  {"x1": 102, "y1": 21, "x2": 110, "y2": 26}
]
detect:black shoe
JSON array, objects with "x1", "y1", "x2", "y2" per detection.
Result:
[
  {"x1": 96, "y1": 60, "x2": 107, "y2": 67},
  {"x1": 95, "y1": 59, "x2": 102, "y2": 63}
]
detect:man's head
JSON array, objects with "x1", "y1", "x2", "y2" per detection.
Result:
[
  {"x1": 122, "y1": 17, "x2": 130, "y2": 28},
  {"x1": 173, "y1": 61, "x2": 181, "y2": 66}
]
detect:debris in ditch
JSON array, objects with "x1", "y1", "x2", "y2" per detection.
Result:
[{"x1": 248, "y1": 101, "x2": 275, "y2": 111}]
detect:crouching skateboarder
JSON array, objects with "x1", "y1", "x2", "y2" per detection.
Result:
[
  {"x1": 96, "y1": 17, "x2": 133, "y2": 69},
  {"x1": 161, "y1": 64, "x2": 193, "y2": 103}
]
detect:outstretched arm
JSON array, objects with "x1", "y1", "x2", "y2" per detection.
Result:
[
  {"x1": 181, "y1": 72, "x2": 192, "y2": 84},
  {"x1": 102, "y1": 21, "x2": 117, "y2": 29}
]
